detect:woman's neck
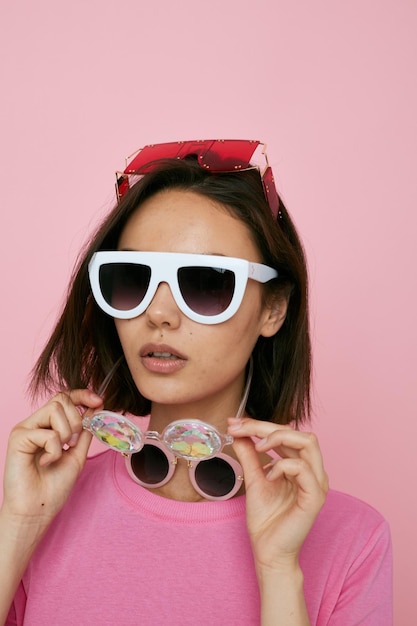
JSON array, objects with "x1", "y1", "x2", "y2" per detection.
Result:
[
  {"x1": 147, "y1": 394, "x2": 242, "y2": 435},
  {"x1": 147, "y1": 361, "x2": 252, "y2": 433}
]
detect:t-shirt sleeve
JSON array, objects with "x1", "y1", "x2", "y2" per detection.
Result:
[{"x1": 328, "y1": 519, "x2": 393, "y2": 625}]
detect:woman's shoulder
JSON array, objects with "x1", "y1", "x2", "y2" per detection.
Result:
[
  {"x1": 301, "y1": 490, "x2": 392, "y2": 622},
  {"x1": 322, "y1": 488, "x2": 388, "y2": 527},
  {"x1": 325, "y1": 487, "x2": 385, "y2": 513},
  {"x1": 305, "y1": 487, "x2": 391, "y2": 557}
]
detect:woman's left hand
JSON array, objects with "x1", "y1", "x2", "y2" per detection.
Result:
[{"x1": 228, "y1": 417, "x2": 329, "y2": 574}]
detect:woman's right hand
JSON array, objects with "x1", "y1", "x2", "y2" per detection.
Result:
[
  {"x1": 1, "y1": 389, "x2": 103, "y2": 525},
  {"x1": 0, "y1": 389, "x2": 103, "y2": 624}
]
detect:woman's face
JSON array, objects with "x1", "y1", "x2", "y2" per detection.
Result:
[{"x1": 115, "y1": 188, "x2": 286, "y2": 426}]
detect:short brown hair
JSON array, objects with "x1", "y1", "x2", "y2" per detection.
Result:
[{"x1": 31, "y1": 158, "x2": 311, "y2": 425}]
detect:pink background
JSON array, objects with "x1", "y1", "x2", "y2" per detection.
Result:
[{"x1": 0, "y1": 1, "x2": 415, "y2": 622}]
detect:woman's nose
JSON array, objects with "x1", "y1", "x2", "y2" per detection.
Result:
[{"x1": 145, "y1": 282, "x2": 182, "y2": 328}]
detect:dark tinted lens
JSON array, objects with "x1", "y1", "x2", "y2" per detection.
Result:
[
  {"x1": 178, "y1": 267, "x2": 235, "y2": 315},
  {"x1": 194, "y1": 457, "x2": 236, "y2": 497},
  {"x1": 99, "y1": 263, "x2": 151, "y2": 311},
  {"x1": 130, "y1": 444, "x2": 169, "y2": 485}
]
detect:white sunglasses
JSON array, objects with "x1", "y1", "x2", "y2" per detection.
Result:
[{"x1": 88, "y1": 251, "x2": 278, "y2": 324}]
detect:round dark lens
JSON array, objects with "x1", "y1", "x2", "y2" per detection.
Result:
[
  {"x1": 99, "y1": 263, "x2": 151, "y2": 311},
  {"x1": 194, "y1": 457, "x2": 236, "y2": 497},
  {"x1": 130, "y1": 444, "x2": 169, "y2": 485},
  {"x1": 178, "y1": 267, "x2": 235, "y2": 316}
]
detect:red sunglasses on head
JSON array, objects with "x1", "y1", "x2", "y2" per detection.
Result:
[{"x1": 115, "y1": 139, "x2": 282, "y2": 220}]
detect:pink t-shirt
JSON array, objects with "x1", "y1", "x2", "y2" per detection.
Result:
[{"x1": 7, "y1": 450, "x2": 392, "y2": 625}]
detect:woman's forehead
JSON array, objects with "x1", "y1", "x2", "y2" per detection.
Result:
[{"x1": 118, "y1": 189, "x2": 262, "y2": 262}]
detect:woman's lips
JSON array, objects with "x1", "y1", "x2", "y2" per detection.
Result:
[{"x1": 140, "y1": 343, "x2": 187, "y2": 374}]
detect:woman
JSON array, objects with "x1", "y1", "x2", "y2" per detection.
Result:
[{"x1": 0, "y1": 140, "x2": 392, "y2": 625}]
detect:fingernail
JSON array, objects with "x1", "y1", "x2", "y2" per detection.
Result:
[
  {"x1": 266, "y1": 459, "x2": 279, "y2": 479},
  {"x1": 68, "y1": 433, "x2": 79, "y2": 447},
  {"x1": 228, "y1": 418, "x2": 243, "y2": 431}
]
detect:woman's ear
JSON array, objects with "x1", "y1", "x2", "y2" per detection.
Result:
[{"x1": 259, "y1": 294, "x2": 289, "y2": 338}]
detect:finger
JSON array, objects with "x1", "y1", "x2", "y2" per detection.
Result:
[
  {"x1": 266, "y1": 457, "x2": 328, "y2": 507},
  {"x1": 256, "y1": 428, "x2": 323, "y2": 463},
  {"x1": 10, "y1": 423, "x2": 93, "y2": 470},
  {"x1": 228, "y1": 416, "x2": 293, "y2": 441},
  {"x1": 260, "y1": 430, "x2": 327, "y2": 489},
  {"x1": 228, "y1": 416, "x2": 306, "y2": 460},
  {"x1": 68, "y1": 388, "x2": 104, "y2": 411},
  {"x1": 22, "y1": 390, "x2": 103, "y2": 438},
  {"x1": 11, "y1": 427, "x2": 66, "y2": 466},
  {"x1": 229, "y1": 418, "x2": 326, "y2": 485},
  {"x1": 66, "y1": 429, "x2": 93, "y2": 465},
  {"x1": 21, "y1": 401, "x2": 79, "y2": 448},
  {"x1": 231, "y1": 436, "x2": 265, "y2": 484}
]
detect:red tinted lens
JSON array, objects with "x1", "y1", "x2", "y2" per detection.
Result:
[
  {"x1": 262, "y1": 166, "x2": 279, "y2": 219},
  {"x1": 178, "y1": 266, "x2": 235, "y2": 316},
  {"x1": 194, "y1": 457, "x2": 237, "y2": 497},
  {"x1": 99, "y1": 263, "x2": 151, "y2": 311},
  {"x1": 124, "y1": 140, "x2": 260, "y2": 174},
  {"x1": 126, "y1": 142, "x2": 191, "y2": 173},
  {"x1": 196, "y1": 139, "x2": 260, "y2": 171},
  {"x1": 130, "y1": 445, "x2": 169, "y2": 485}
]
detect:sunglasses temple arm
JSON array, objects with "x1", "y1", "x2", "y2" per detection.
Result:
[
  {"x1": 95, "y1": 356, "x2": 125, "y2": 397},
  {"x1": 236, "y1": 357, "x2": 253, "y2": 418}
]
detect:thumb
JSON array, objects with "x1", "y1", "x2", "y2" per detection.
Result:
[
  {"x1": 66, "y1": 429, "x2": 93, "y2": 468},
  {"x1": 68, "y1": 389, "x2": 104, "y2": 412},
  {"x1": 232, "y1": 436, "x2": 265, "y2": 486}
]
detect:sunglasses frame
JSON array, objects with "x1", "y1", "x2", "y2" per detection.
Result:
[
  {"x1": 115, "y1": 139, "x2": 281, "y2": 220},
  {"x1": 125, "y1": 439, "x2": 244, "y2": 501},
  {"x1": 82, "y1": 411, "x2": 244, "y2": 500},
  {"x1": 83, "y1": 412, "x2": 235, "y2": 459},
  {"x1": 88, "y1": 250, "x2": 278, "y2": 324}
]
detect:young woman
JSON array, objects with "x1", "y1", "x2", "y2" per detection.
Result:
[{"x1": 0, "y1": 140, "x2": 392, "y2": 625}]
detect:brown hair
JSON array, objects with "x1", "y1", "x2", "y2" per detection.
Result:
[{"x1": 31, "y1": 158, "x2": 311, "y2": 425}]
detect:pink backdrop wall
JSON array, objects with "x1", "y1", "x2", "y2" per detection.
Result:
[{"x1": 0, "y1": 1, "x2": 415, "y2": 622}]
